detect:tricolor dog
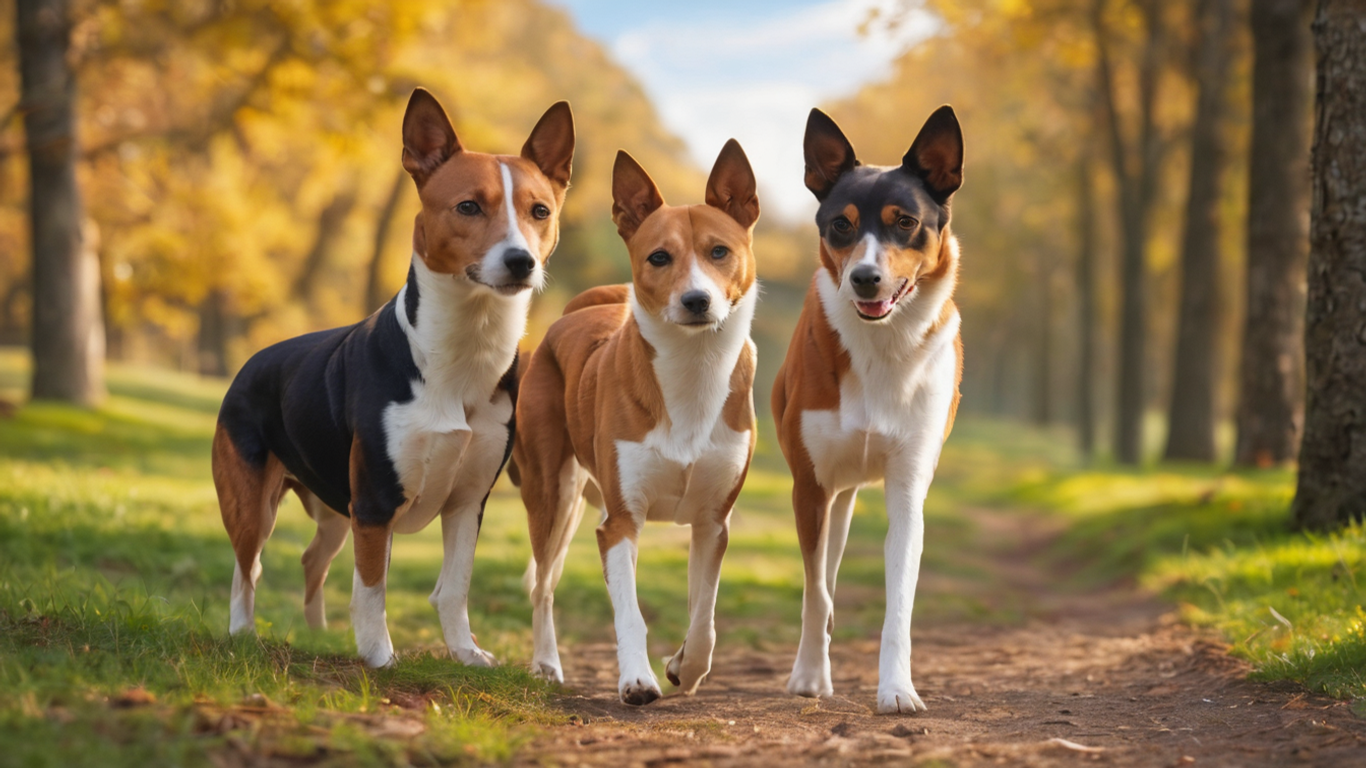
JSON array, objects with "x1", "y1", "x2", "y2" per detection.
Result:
[
  {"x1": 213, "y1": 89, "x2": 574, "y2": 668},
  {"x1": 772, "y1": 107, "x2": 964, "y2": 713},
  {"x1": 512, "y1": 142, "x2": 760, "y2": 705}
]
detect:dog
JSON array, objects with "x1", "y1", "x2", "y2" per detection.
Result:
[
  {"x1": 212, "y1": 88, "x2": 574, "y2": 668},
  {"x1": 771, "y1": 106, "x2": 964, "y2": 713},
  {"x1": 511, "y1": 141, "x2": 760, "y2": 705}
]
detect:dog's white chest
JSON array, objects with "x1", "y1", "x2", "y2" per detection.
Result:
[
  {"x1": 615, "y1": 421, "x2": 751, "y2": 525},
  {"x1": 800, "y1": 374, "x2": 899, "y2": 492},
  {"x1": 384, "y1": 385, "x2": 513, "y2": 533}
]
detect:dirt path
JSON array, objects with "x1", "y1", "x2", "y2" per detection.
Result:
[{"x1": 521, "y1": 509, "x2": 1366, "y2": 767}]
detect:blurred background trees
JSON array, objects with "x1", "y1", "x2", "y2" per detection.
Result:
[{"x1": 1, "y1": 0, "x2": 1345, "y2": 486}]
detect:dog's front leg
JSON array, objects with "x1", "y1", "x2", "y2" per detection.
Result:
[
  {"x1": 597, "y1": 511, "x2": 660, "y2": 705},
  {"x1": 665, "y1": 513, "x2": 729, "y2": 694},
  {"x1": 788, "y1": 472, "x2": 836, "y2": 697},
  {"x1": 432, "y1": 502, "x2": 498, "y2": 667},
  {"x1": 350, "y1": 517, "x2": 397, "y2": 668}
]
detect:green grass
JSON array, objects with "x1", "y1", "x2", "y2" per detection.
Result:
[{"x1": 1016, "y1": 463, "x2": 1366, "y2": 699}]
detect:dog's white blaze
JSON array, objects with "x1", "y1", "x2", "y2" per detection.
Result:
[
  {"x1": 603, "y1": 538, "x2": 659, "y2": 698},
  {"x1": 476, "y1": 163, "x2": 544, "y2": 290},
  {"x1": 351, "y1": 554, "x2": 396, "y2": 668},
  {"x1": 666, "y1": 258, "x2": 730, "y2": 326}
]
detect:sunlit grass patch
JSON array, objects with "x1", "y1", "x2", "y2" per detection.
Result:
[{"x1": 1025, "y1": 461, "x2": 1366, "y2": 699}]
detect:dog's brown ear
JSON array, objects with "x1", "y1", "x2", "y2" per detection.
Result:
[
  {"x1": 611, "y1": 150, "x2": 665, "y2": 241},
  {"x1": 402, "y1": 88, "x2": 462, "y2": 188},
  {"x1": 903, "y1": 105, "x2": 963, "y2": 203},
  {"x1": 705, "y1": 139, "x2": 760, "y2": 230},
  {"x1": 522, "y1": 101, "x2": 575, "y2": 192},
  {"x1": 804, "y1": 108, "x2": 858, "y2": 202}
]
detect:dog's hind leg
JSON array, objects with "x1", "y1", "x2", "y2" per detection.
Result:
[
  {"x1": 523, "y1": 457, "x2": 588, "y2": 683},
  {"x1": 295, "y1": 484, "x2": 350, "y2": 631},
  {"x1": 788, "y1": 471, "x2": 836, "y2": 698},
  {"x1": 665, "y1": 512, "x2": 729, "y2": 694},
  {"x1": 212, "y1": 424, "x2": 286, "y2": 637},
  {"x1": 824, "y1": 488, "x2": 858, "y2": 600}
]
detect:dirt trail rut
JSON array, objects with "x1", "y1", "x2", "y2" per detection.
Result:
[{"x1": 521, "y1": 510, "x2": 1366, "y2": 767}]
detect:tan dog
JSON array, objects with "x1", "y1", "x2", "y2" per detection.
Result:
[
  {"x1": 512, "y1": 141, "x2": 760, "y2": 705},
  {"x1": 772, "y1": 106, "x2": 964, "y2": 713}
]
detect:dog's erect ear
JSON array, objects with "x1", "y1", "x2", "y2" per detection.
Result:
[
  {"x1": 804, "y1": 108, "x2": 858, "y2": 202},
  {"x1": 903, "y1": 105, "x2": 963, "y2": 203},
  {"x1": 705, "y1": 139, "x2": 760, "y2": 231},
  {"x1": 611, "y1": 150, "x2": 665, "y2": 242},
  {"x1": 521, "y1": 101, "x2": 575, "y2": 190},
  {"x1": 402, "y1": 88, "x2": 462, "y2": 188}
]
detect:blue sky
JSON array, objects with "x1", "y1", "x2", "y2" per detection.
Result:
[{"x1": 546, "y1": 0, "x2": 936, "y2": 222}]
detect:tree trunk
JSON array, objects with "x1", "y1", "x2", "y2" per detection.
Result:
[
  {"x1": 292, "y1": 189, "x2": 358, "y2": 302},
  {"x1": 1235, "y1": 0, "x2": 1314, "y2": 467},
  {"x1": 1033, "y1": 256, "x2": 1054, "y2": 425},
  {"x1": 17, "y1": 0, "x2": 105, "y2": 405},
  {"x1": 1094, "y1": 0, "x2": 1164, "y2": 465},
  {"x1": 196, "y1": 288, "x2": 230, "y2": 377},
  {"x1": 1165, "y1": 0, "x2": 1235, "y2": 462},
  {"x1": 364, "y1": 168, "x2": 407, "y2": 313},
  {"x1": 1076, "y1": 151, "x2": 1098, "y2": 458},
  {"x1": 1292, "y1": 0, "x2": 1366, "y2": 530}
]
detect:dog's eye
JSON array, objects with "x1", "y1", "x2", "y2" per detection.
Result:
[
  {"x1": 831, "y1": 217, "x2": 852, "y2": 234},
  {"x1": 711, "y1": 245, "x2": 728, "y2": 260},
  {"x1": 456, "y1": 201, "x2": 481, "y2": 216},
  {"x1": 897, "y1": 215, "x2": 918, "y2": 230},
  {"x1": 531, "y1": 203, "x2": 551, "y2": 220},
  {"x1": 647, "y1": 250, "x2": 671, "y2": 267}
]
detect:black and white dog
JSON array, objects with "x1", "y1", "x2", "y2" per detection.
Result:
[{"x1": 213, "y1": 89, "x2": 573, "y2": 667}]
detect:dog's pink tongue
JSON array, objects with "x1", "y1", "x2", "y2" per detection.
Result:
[{"x1": 856, "y1": 299, "x2": 894, "y2": 318}]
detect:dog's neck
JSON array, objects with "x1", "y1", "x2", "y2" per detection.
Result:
[
  {"x1": 396, "y1": 253, "x2": 529, "y2": 401},
  {"x1": 628, "y1": 284, "x2": 757, "y2": 462}
]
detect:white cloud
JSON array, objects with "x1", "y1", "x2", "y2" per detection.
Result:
[{"x1": 601, "y1": 0, "x2": 937, "y2": 223}]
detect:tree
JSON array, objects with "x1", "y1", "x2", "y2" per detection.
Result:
[
  {"x1": 1075, "y1": 149, "x2": 1098, "y2": 458},
  {"x1": 1235, "y1": 0, "x2": 1314, "y2": 468},
  {"x1": 1292, "y1": 0, "x2": 1366, "y2": 530},
  {"x1": 16, "y1": 0, "x2": 104, "y2": 404},
  {"x1": 1093, "y1": 0, "x2": 1165, "y2": 465},
  {"x1": 1164, "y1": 0, "x2": 1235, "y2": 462}
]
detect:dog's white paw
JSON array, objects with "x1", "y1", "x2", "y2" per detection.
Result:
[
  {"x1": 787, "y1": 662, "x2": 833, "y2": 698},
  {"x1": 452, "y1": 646, "x2": 498, "y2": 668},
  {"x1": 360, "y1": 647, "x2": 397, "y2": 669},
  {"x1": 664, "y1": 646, "x2": 710, "y2": 693},
  {"x1": 531, "y1": 660, "x2": 564, "y2": 684},
  {"x1": 619, "y1": 677, "x2": 662, "y2": 706},
  {"x1": 877, "y1": 684, "x2": 927, "y2": 714}
]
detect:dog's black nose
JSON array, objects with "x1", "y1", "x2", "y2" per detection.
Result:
[
  {"x1": 681, "y1": 290, "x2": 711, "y2": 316},
  {"x1": 503, "y1": 249, "x2": 536, "y2": 281},
  {"x1": 849, "y1": 265, "x2": 883, "y2": 299}
]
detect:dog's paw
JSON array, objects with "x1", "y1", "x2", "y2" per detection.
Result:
[
  {"x1": 876, "y1": 684, "x2": 927, "y2": 714},
  {"x1": 452, "y1": 646, "x2": 498, "y2": 668},
  {"x1": 787, "y1": 663, "x2": 833, "y2": 698},
  {"x1": 360, "y1": 648, "x2": 397, "y2": 669},
  {"x1": 619, "y1": 678, "x2": 662, "y2": 706},
  {"x1": 532, "y1": 660, "x2": 564, "y2": 684},
  {"x1": 664, "y1": 651, "x2": 682, "y2": 688}
]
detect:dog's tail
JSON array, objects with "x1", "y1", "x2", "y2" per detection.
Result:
[{"x1": 562, "y1": 284, "x2": 630, "y2": 315}]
